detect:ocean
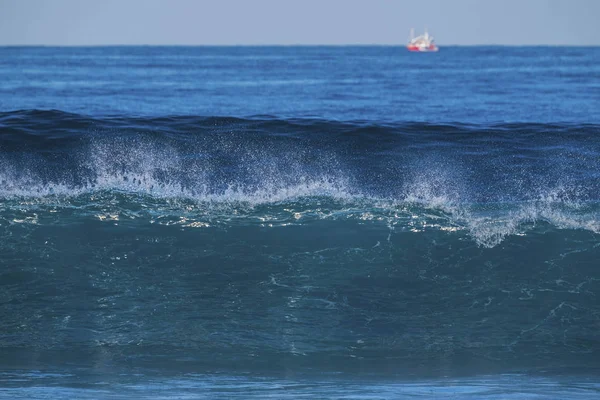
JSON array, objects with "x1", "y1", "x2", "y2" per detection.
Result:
[{"x1": 0, "y1": 46, "x2": 599, "y2": 398}]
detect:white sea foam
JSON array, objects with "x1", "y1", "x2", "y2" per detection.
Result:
[
  {"x1": 0, "y1": 135, "x2": 356, "y2": 204},
  {"x1": 400, "y1": 181, "x2": 600, "y2": 247},
  {"x1": 0, "y1": 140, "x2": 599, "y2": 247}
]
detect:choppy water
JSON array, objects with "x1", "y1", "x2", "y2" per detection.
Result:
[{"x1": 1, "y1": 46, "x2": 599, "y2": 398}]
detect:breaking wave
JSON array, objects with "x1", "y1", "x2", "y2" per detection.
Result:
[{"x1": 1, "y1": 110, "x2": 600, "y2": 247}]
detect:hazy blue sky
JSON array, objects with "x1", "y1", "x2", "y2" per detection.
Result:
[{"x1": 1, "y1": 0, "x2": 599, "y2": 45}]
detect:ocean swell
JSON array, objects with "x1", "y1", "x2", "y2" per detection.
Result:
[{"x1": 2, "y1": 110, "x2": 600, "y2": 379}]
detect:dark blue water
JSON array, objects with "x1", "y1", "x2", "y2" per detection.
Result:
[{"x1": 1, "y1": 46, "x2": 600, "y2": 398}]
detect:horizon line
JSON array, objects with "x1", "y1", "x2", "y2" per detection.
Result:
[{"x1": 1, "y1": 44, "x2": 599, "y2": 48}]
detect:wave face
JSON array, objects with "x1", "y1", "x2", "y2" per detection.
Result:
[{"x1": 1, "y1": 110, "x2": 600, "y2": 379}]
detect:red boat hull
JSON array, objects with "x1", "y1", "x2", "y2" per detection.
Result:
[{"x1": 407, "y1": 44, "x2": 439, "y2": 52}]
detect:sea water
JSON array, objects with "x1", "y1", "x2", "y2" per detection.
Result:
[{"x1": 0, "y1": 46, "x2": 599, "y2": 398}]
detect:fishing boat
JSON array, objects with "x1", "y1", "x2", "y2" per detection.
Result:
[{"x1": 407, "y1": 28, "x2": 439, "y2": 52}]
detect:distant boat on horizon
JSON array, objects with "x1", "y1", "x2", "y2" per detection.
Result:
[{"x1": 407, "y1": 28, "x2": 439, "y2": 52}]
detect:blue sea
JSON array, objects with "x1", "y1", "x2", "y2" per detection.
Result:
[{"x1": 1, "y1": 46, "x2": 600, "y2": 399}]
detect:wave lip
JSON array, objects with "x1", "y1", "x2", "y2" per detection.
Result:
[{"x1": 2, "y1": 108, "x2": 600, "y2": 137}]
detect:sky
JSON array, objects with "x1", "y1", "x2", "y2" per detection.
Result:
[{"x1": 0, "y1": 0, "x2": 599, "y2": 46}]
